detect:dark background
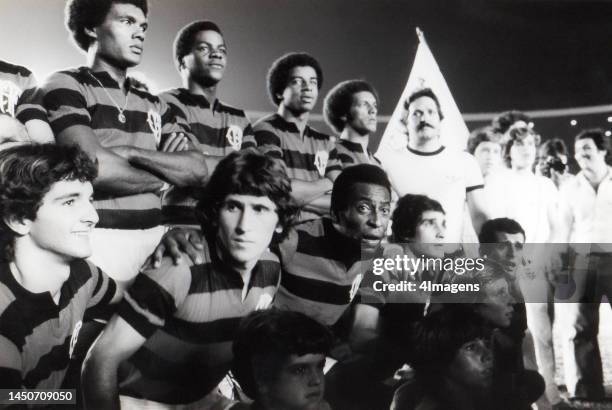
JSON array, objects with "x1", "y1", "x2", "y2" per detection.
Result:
[{"x1": 3, "y1": 0, "x2": 612, "y2": 154}]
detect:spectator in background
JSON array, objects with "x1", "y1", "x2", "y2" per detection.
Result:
[
  {"x1": 536, "y1": 138, "x2": 573, "y2": 189},
  {"x1": 253, "y1": 52, "x2": 338, "y2": 221},
  {"x1": 232, "y1": 309, "x2": 333, "y2": 410},
  {"x1": 557, "y1": 128, "x2": 612, "y2": 401},
  {"x1": 323, "y1": 79, "x2": 381, "y2": 181},
  {"x1": 467, "y1": 126, "x2": 504, "y2": 183}
]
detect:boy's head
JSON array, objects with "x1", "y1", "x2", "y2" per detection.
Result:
[
  {"x1": 411, "y1": 308, "x2": 492, "y2": 394},
  {"x1": 196, "y1": 150, "x2": 298, "y2": 265},
  {"x1": 232, "y1": 309, "x2": 333, "y2": 410},
  {"x1": 174, "y1": 20, "x2": 226, "y2": 86},
  {"x1": 0, "y1": 144, "x2": 98, "y2": 262},
  {"x1": 392, "y1": 194, "x2": 445, "y2": 258},
  {"x1": 467, "y1": 126, "x2": 503, "y2": 177},
  {"x1": 323, "y1": 79, "x2": 379, "y2": 135},
  {"x1": 330, "y1": 164, "x2": 392, "y2": 254},
  {"x1": 66, "y1": 0, "x2": 148, "y2": 67},
  {"x1": 471, "y1": 263, "x2": 515, "y2": 328},
  {"x1": 267, "y1": 52, "x2": 323, "y2": 113}
]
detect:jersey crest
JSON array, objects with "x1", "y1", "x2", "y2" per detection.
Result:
[
  {"x1": 0, "y1": 80, "x2": 22, "y2": 117},
  {"x1": 314, "y1": 150, "x2": 329, "y2": 177},
  {"x1": 147, "y1": 109, "x2": 162, "y2": 148},
  {"x1": 225, "y1": 125, "x2": 243, "y2": 151}
]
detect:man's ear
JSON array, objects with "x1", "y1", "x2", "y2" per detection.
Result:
[
  {"x1": 84, "y1": 27, "x2": 98, "y2": 42},
  {"x1": 3, "y1": 216, "x2": 31, "y2": 236}
]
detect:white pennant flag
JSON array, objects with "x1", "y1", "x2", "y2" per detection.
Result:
[{"x1": 376, "y1": 28, "x2": 469, "y2": 162}]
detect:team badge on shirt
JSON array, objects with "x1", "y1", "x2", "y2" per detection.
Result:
[
  {"x1": 225, "y1": 125, "x2": 243, "y2": 151},
  {"x1": 349, "y1": 273, "x2": 364, "y2": 301},
  {"x1": 147, "y1": 109, "x2": 162, "y2": 148},
  {"x1": 69, "y1": 320, "x2": 83, "y2": 359},
  {"x1": 314, "y1": 150, "x2": 329, "y2": 177},
  {"x1": 0, "y1": 80, "x2": 22, "y2": 117}
]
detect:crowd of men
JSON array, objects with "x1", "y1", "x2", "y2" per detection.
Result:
[{"x1": 1, "y1": 0, "x2": 611, "y2": 409}]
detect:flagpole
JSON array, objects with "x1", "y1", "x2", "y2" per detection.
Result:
[{"x1": 415, "y1": 27, "x2": 426, "y2": 45}]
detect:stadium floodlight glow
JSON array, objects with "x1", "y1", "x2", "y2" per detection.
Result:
[{"x1": 570, "y1": 119, "x2": 577, "y2": 126}]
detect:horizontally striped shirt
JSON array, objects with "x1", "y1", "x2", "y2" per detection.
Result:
[
  {"x1": 0, "y1": 259, "x2": 116, "y2": 390},
  {"x1": 159, "y1": 88, "x2": 255, "y2": 225},
  {"x1": 35, "y1": 67, "x2": 189, "y2": 230},
  {"x1": 325, "y1": 139, "x2": 381, "y2": 175},
  {"x1": 273, "y1": 217, "x2": 373, "y2": 326},
  {"x1": 117, "y1": 236, "x2": 280, "y2": 404},
  {"x1": 0, "y1": 60, "x2": 36, "y2": 118},
  {"x1": 253, "y1": 113, "x2": 339, "y2": 181}
]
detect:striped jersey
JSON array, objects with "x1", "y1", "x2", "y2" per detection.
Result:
[
  {"x1": 0, "y1": 259, "x2": 117, "y2": 389},
  {"x1": 273, "y1": 217, "x2": 373, "y2": 326},
  {"x1": 253, "y1": 113, "x2": 339, "y2": 181},
  {"x1": 0, "y1": 60, "x2": 36, "y2": 118},
  {"x1": 34, "y1": 67, "x2": 190, "y2": 230},
  {"x1": 325, "y1": 139, "x2": 381, "y2": 175},
  {"x1": 117, "y1": 235, "x2": 280, "y2": 404},
  {"x1": 159, "y1": 88, "x2": 255, "y2": 225}
]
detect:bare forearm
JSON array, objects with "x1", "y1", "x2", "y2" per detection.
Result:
[
  {"x1": 128, "y1": 148, "x2": 209, "y2": 187},
  {"x1": 303, "y1": 193, "x2": 331, "y2": 215},
  {"x1": 291, "y1": 178, "x2": 333, "y2": 206},
  {"x1": 94, "y1": 149, "x2": 164, "y2": 196}
]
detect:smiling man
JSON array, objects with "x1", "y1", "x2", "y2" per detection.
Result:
[
  {"x1": 30, "y1": 0, "x2": 210, "y2": 282},
  {"x1": 253, "y1": 52, "x2": 338, "y2": 220},
  {"x1": 82, "y1": 150, "x2": 298, "y2": 409},
  {"x1": 557, "y1": 128, "x2": 612, "y2": 401},
  {"x1": 159, "y1": 20, "x2": 256, "y2": 226},
  {"x1": 0, "y1": 144, "x2": 119, "y2": 390}
]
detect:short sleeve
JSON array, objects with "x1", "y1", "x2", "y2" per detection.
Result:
[
  {"x1": 84, "y1": 262, "x2": 118, "y2": 321},
  {"x1": 40, "y1": 71, "x2": 92, "y2": 135},
  {"x1": 324, "y1": 148, "x2": 343, "y2": 175},
  {"x1": 463, "y1": 152, "x2": 485, "y2": 192},
  {"x1": 158, "y1": 96, "x2": 194, "y2": 145},
  {"x1": 117, "y1": 258, "x2": 192, "y2": 338},
  {"x1": 240, "y1": 122, "x2": 257, "y2": 150}
]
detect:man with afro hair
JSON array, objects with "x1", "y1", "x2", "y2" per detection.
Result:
[
  {"x1": 323, "y1": 79, "x2": 381, "y2": 182},
  {"x1": 253, "y1": 52, "x2": 338, "y2": 221}
]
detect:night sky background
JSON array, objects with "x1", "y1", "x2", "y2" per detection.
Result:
[{"x1": 3, "y1": 0, "x2": 612, "y2": 156}]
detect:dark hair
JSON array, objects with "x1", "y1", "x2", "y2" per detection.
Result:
[
  {"x1": 196, "y1": 150, "x2": 298, "y2": 242},
  {"x1": 501, "y1": 122, "x2": 541, "y2": 168},
  {"x1": 173, "y1": 20, "x2": 223, "y2": 69},
  {"x1": 491, "y1": 110, "x2": 531, "y2": 135},
  {"x1": 575, "y1": 128, "x2": 609, "y2": 152},
  {"x1": 330, "y1": 164, "x2": 391, "y2": 218},
  {"x1": 478, "y1": 218, "x2": 525, "y2": 244},
  {"x1": 410, "y1": 307, "x2": 489, "y2": 393},
  {"x1": 65, "y1": 0, "x2": 148, "y2": 51},
  {"x1": 467, "y1": 126, "x2": 502, "y2": 155},
  {"x1": 391, "y1": 194, "x2": 444, "y2": 242},
  {"x1": 403, "y1": 88, "x2": 444, "y2": 121},
  {"x1": 232, "y1": 309, "x2": 333, "y2": 400},
  {"x1": 538, "y1": 138, "x2": 568, "y2": 158},
  {"x1": 323, "y1": 80, "x2": 379, "y2": 133},
  {"x1": 267, "y1": 52, "x2": 323, "y2": 106},
  {"x1": 0, "y1": 144, "x2": 97, "y2": 261}
]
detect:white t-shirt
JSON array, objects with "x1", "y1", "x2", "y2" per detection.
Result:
[
  {"x1": 382, "y1": 146, "x2": 484, "y2": 243},
  {"x1": 486, "y1": 171, "x2": 558, "y2": 243},
  {"x1": 559, "y1": 167, "x2": 612, "y2": 249}
]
